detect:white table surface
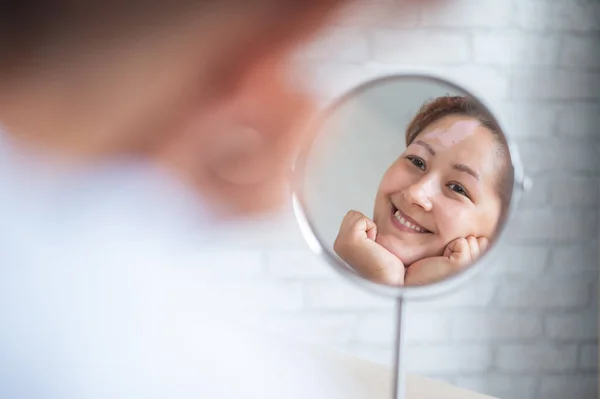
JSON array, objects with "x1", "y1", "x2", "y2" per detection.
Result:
[{"x1": 281, "y1": 336, "x2": 498, "y2": 399}]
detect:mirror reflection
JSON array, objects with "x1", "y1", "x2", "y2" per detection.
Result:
[{"x1": 300, "y1": 77, "x2": 515, "y2": 288}]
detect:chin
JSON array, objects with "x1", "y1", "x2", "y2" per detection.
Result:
[
  {"x1": 377, "y1": 233, "x2": 447, "y2": 266},
  {"x1": 408, "y1": 246, "x2": 446, "y2": 266}
]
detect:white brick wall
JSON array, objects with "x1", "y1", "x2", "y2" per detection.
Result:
[
  {"x1": 371, "y1": 30, "x2": 471, "y2": 64},
  {"x1": 539, "y1": 375, "x2": 598, "y2": 399},
  {"x1": 214, "y1": 1, "x2": 599, "y2": 398}
]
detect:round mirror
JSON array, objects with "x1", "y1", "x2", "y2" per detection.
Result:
[{"x1": 293, "y1": 74, "x2": 529, "y2": 300}]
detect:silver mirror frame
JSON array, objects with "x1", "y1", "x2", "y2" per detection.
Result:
[{"x1": 292, "y1": 72, "x2": 531, "y2": 301}]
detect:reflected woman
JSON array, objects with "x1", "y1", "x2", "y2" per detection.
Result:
[{"x1": 334, "y1": 95, "x2": 514, "y2": 286}]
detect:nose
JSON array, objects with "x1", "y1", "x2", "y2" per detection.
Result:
[{"x1": 403, "y1": 176, "x2": 435, "y2": 212}]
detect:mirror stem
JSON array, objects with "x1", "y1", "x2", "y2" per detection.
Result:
[{"x1": 392, "y1": 296, "x2": 407, "y2": 399}]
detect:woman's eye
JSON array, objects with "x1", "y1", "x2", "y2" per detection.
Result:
[
  {"x1": 406, "y1": 155, "x2": 426, "y2": 170},
  {"x1": 448, "y1": 183, "x2": 469, "y2": 198}
]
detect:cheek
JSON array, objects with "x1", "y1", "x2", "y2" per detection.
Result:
[
  {"x1": 378, "y1": 163, "x2": 412, "y2": 193},
  {"x1": 372, "y1": 193, "x2": 389, "y2": 223},
  {"x1": 433, "y1": 200, "x2": 476, "y2": 240},
  {"x1": 479, "y1": 204, "x2": 503, "y2": 237}
]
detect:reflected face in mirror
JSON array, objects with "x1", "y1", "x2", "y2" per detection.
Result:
[
  {"x1": 331, "y1": 95, "x2": 514, "y2": 287},
  {"x1": 373, "y1": 114, "x2": 504, "y2": 267}
]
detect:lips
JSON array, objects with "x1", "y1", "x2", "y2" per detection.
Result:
[{"x1": 391, "y1": 204, "x2": 431, "y2": 234}]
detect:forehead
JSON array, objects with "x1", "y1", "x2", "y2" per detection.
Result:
[{"x1": 414, "y1": 114, "x2": 500, "y2": 183}]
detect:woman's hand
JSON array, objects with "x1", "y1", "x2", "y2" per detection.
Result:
[
  {"x1": 333, "y1": 211, "x2": 405, "y2": 286},
  {"x1": 404, "y1": 236, "x2": 489, "y2": 286}
]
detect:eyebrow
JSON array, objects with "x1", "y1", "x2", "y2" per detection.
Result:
[
  {"x1": 414, "y1": 140, "x2": 479, "y2": 180},
  {"x1": 454, "y1": 164, "x2": 479, "y2": 180},
  {"x1": 415, "y1": 140, "x2": 435, "y2": 155}
]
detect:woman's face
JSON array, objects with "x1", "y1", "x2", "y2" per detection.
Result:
[{"x1": 372, "y1": 114, "x2": 503, "y2": 266}]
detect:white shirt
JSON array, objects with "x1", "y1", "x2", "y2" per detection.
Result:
[{"x1": 0, "y1": 132, "x2": 388, "y2": 399}]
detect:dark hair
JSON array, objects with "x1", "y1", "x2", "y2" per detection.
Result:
[
  {"x1": 405, "y1": 95, "x2": 514, "y2": 230},
  {"x1": 0, "y1": 1, "x2": 352, "y2": 78}
]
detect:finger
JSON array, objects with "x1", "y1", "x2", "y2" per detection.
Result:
[
  {"x1": 358, "y1": 216, "x2": 377, "y2": 240},
  {"x1": 477, "y1": 237, "x2": 490, "y2": 253},
  {"x1": 343, "y1": 210, "x2": 358, "y2": 221},
  {"x1": 448, "y1": 237, "x2": 470, "y2": 266},
  {"x1": 442, "y1": 244, "x2": 453, "y2": 258},
  {"x1": 340, "y1": 210, "x2": 362, "y2": 230},
  {"x1": 466, "y1": 236, "x2": 480, "y2": 261},
  {"x1": 346, "y1": 210, "x2": 366, "y2": 225},
  {"x1": 344, "y1": 210, "x2": 372, "y2": 229},
  {"x1": 446, "y1": 237, "x2": 466, "y2": 255},
  {"x1": 340, "y1": 210, "x2": 377, "y2": 240},
  {"x1": 337, "y1": 211, "x2": 360, "y2": 243}
]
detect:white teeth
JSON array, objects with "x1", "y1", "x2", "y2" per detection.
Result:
[{"x1": 394, "y1": 210, "x2": 424, "y2": 232}]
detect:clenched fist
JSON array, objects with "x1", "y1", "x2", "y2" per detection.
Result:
[
  {"x1": 333, "y1": 211, "x2": 405, "y2": 286},
  {"x1": 404, "y1": 236, "x2": 489, "y2": 286}
]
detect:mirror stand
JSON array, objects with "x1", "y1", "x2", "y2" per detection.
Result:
[{"x1": 392, "y1": 297, "x2": 407, "y2": 399}]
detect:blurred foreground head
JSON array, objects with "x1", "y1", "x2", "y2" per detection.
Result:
[
  {"x1": 16, "y1": 2, "x2": 493, "y2": 223},
  {"x1": 0, "y1": 0, "x2": 363, "y2": 217}
]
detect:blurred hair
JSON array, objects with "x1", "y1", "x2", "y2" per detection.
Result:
[
  {"x1": 0, "y1": 1, "x2": 352, "y2": 80},
  {"x1": 405, "y1": 95, "x2": 514, "y2": 230}
]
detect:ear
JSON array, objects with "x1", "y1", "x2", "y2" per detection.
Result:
[
  {"x1": 153, "y1": 52, "x2": 316, "y2": 216},
  {"x1": 202, "y1": 53, "x2": 316, "y2": 185}
]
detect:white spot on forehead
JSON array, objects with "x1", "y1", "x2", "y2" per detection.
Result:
[{"x1": 421, "y1": 119, "x2": 481, "y2": 148}]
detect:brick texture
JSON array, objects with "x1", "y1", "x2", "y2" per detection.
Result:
[{"x1": 219, "y1": 1, "x2": 600, "y2": 398}]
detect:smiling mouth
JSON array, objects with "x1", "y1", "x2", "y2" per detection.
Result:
[{"x1": 390, "y1": 204, "x2": 432, "y2": 234}]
